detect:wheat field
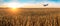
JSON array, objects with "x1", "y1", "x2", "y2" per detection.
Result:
[{"x1": 0, "y1": 8, "x2": 60, "y2": 26}]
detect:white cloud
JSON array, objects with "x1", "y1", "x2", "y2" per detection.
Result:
[
  {"x1": 21, "y1": 2, "x2": 60, "y2": 8},
  {"x1": 0, "y1": 0, "x2": 4, "y2": 6},
  {"x1": 0, "y1": 2, "x2": 60, "y2": 8},
  {"x1": 11, "y1": 0, "x2": 18, "y2": 1}
]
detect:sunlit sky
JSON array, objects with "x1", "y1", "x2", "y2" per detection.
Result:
[
  {"x1": 0, "y1": 0, "x2": 60, "y2": 3},
  {"x1": 0, "y1": 0, "x2": 60, "y2": 8}
]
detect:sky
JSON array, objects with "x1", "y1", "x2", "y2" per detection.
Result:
[
  {"x1": 0, "y1": 0, "x2": 60, "y2": 3},
  {"x1": 0, "y1": 0, "x2": 60, "y2": 8}
]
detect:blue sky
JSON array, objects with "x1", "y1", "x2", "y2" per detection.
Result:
[
  {"x1": 1, "y1": 0, "x2": 60, "y2": 3},
  {"x1": 0, "y1": 0, "x2": 60, "y2": 8},
  {"x1": 0, "y1": 0, "x2": 60, "y2": 5}
]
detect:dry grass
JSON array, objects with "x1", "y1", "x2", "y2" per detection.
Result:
[{"x1": 0, "y1": 8, "x2": 60, "y2": 26}]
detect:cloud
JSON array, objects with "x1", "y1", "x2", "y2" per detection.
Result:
[
  {"x1": 11, "y1": 0, "x2": 18, "y2": 2},
  {"x1": 0, "y1": 1, "x2": 60, "y2": 8},
  {"x1": 21, "y1": 2, "x2": 60, "y2": 8},
  {"x1": 0, "y1": 0, "x2": 4, "y2": 5},
  {"x1": 1, "y1": 2, "x2": 60, "y2": 8},
  {"x1": 0, "y1": 0, "x2": 4, "y2": 2}
]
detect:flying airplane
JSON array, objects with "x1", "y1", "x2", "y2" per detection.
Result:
[{"x1": 43, "y1": 4, "x2": 48, "y2": 6}]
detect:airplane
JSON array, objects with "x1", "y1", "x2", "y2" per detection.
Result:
[{"x1": 43, "y1": 4, "x2": 48, "y2": 6}]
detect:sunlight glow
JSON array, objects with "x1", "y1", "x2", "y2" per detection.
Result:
[
  {"x1": 5, "y1": 2, "x2": 23, "y2": 8},
  {"x1": 7, "y1": 2, "x2": 20, "y2": 8},
  {"x1": 10, "y1": 8, "x2": 18, "y2": 13}
]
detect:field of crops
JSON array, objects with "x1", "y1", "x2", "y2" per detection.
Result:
[{"x1": 0, "y1": 8, "x2": 60, "y2": 26}]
